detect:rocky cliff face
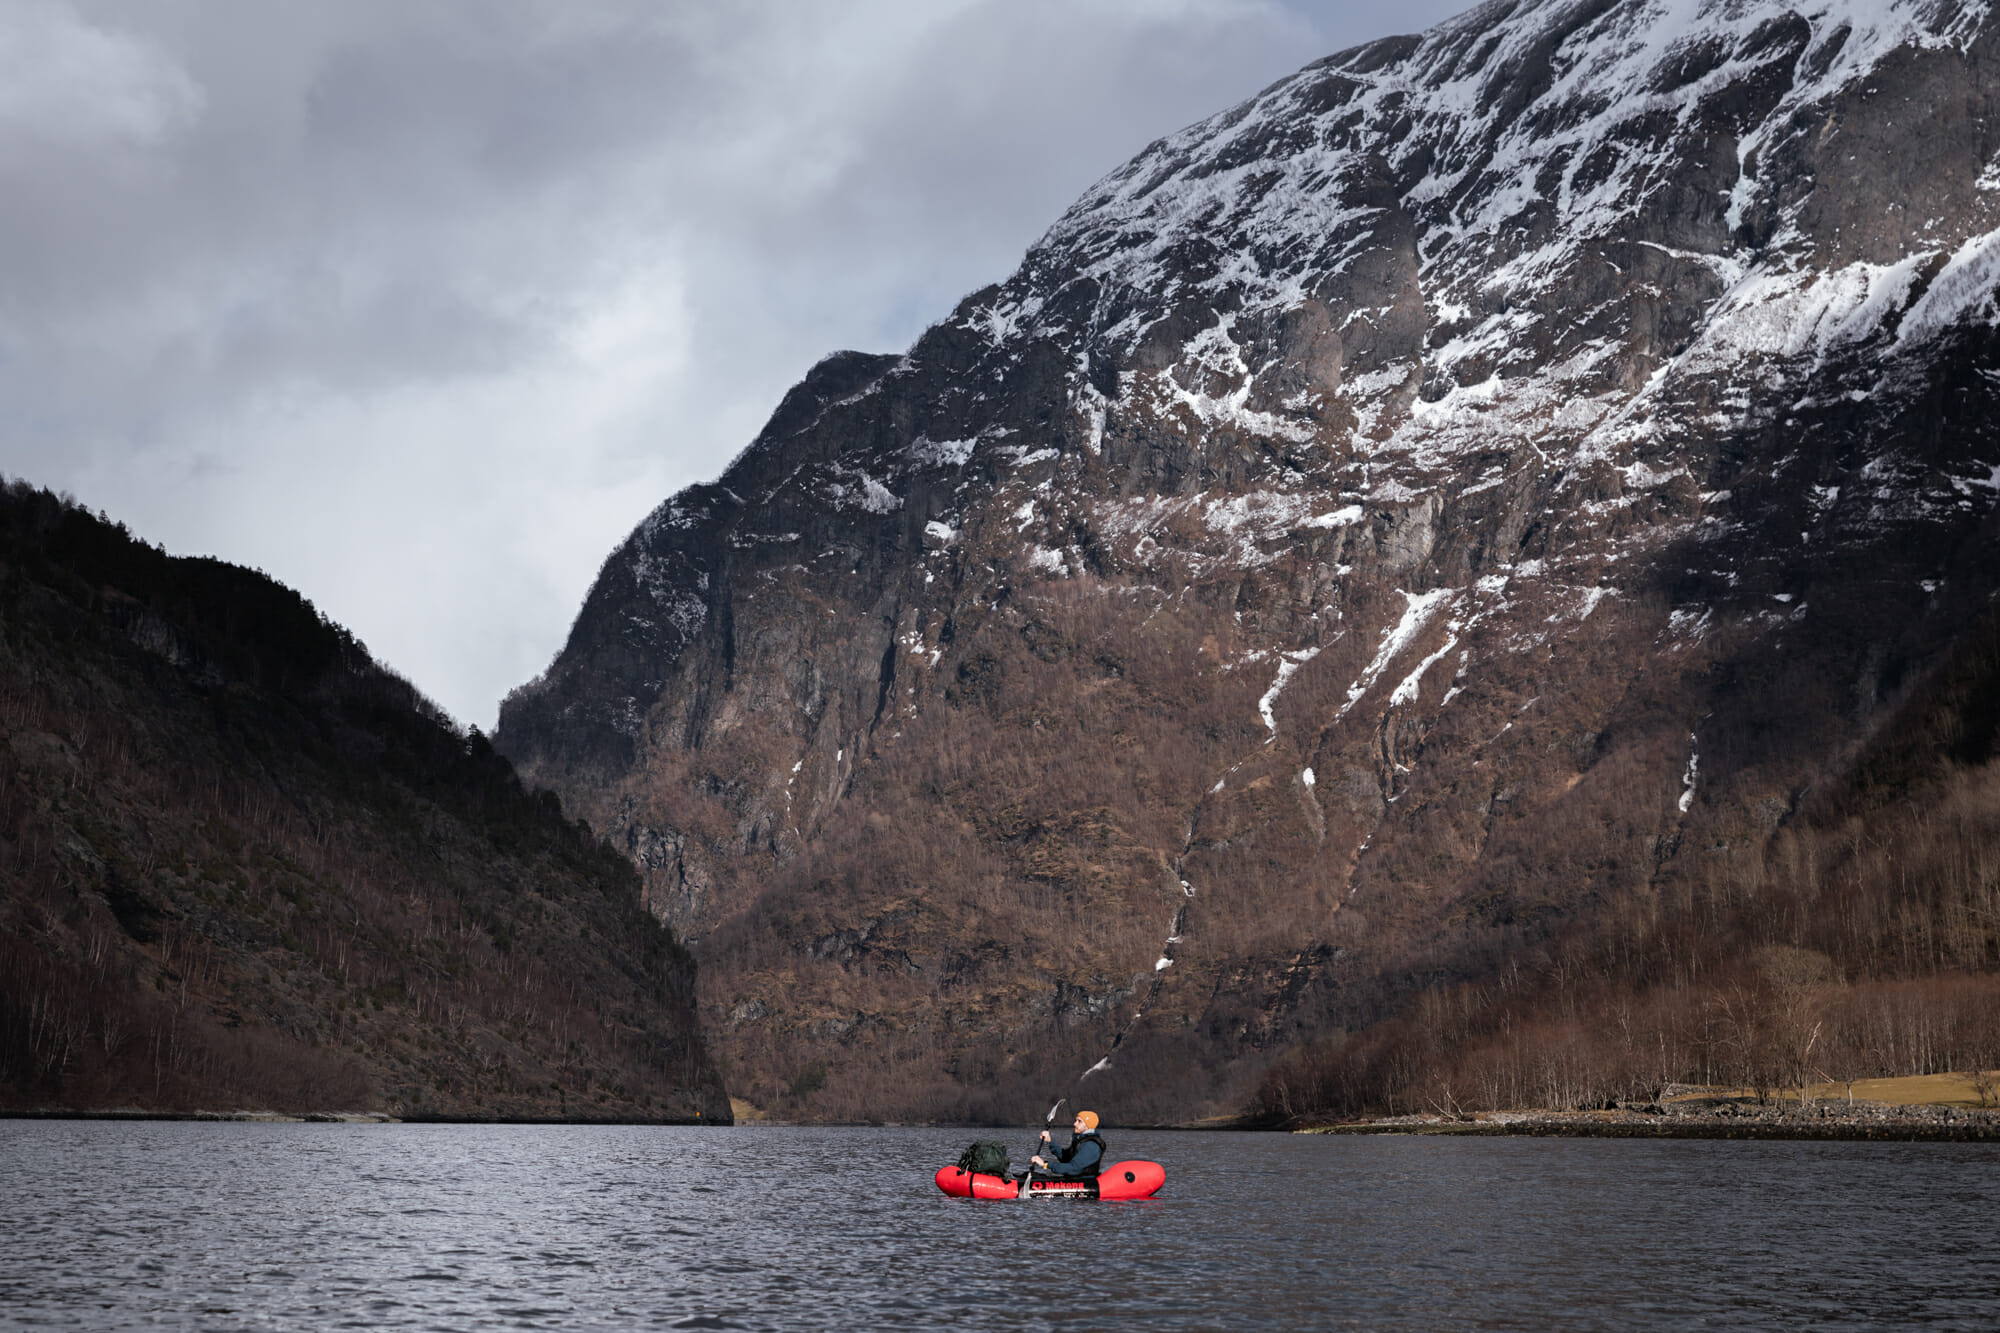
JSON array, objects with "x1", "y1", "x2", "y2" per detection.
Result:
[{"x1": 499, "y1": 0, "x2": 2000, "y2": 1122}]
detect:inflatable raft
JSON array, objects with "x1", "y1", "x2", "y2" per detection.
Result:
[{"x1": 935, "y1": 1160, "x2": 1165, "y2": 1200}]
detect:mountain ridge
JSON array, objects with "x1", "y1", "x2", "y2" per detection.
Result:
[{"x1": 499, "y1": 0, "x2": 2000, "y2": 1122}]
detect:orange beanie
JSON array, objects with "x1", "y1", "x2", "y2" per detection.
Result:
[{"x1": 1076, "y1": 1111, "x2": 1100, "y2": 1130}]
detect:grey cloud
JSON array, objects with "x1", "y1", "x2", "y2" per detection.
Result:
[{"x1": 1, "y1": 0, "x2": 1467, "y2": 726}]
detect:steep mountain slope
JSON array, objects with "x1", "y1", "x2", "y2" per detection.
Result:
[
  {"x1": 0, "y1": 484, "x2": 728, "y2": 1120},
  {"x1": 499, "y1": 0, "x2": 2000, "y2": 1122}
]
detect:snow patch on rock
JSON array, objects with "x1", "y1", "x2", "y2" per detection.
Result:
[{"x1": 1338, "y1": 589, "x2": 1458, "y2": 720}]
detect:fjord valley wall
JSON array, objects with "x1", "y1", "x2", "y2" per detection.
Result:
[
  {"x1": 0, "y1": 483, "x2": 728, "y2": 1120},
  {"x1": 498, "y1": 0, "x2": 2000, "y2": 1124},
  {"x1": 1251, "y1": 598, "x2": 2000, "y2": 1123}
]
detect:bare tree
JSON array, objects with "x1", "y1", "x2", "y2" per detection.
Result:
[{"x1": 1758, "y1": 946, "x2": 1838, "y2": 1107}]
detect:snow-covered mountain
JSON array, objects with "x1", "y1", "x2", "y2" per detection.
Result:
[{"x1": 499, "y1": 0, "x2": 2000, "y2": 1122}]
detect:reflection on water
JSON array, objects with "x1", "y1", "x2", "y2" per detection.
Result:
[{"x1": 2, "y1": 1121, "x2": 1997, "y2": 1330}]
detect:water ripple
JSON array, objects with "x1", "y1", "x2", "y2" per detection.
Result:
[{"x1": 2, "y1": 1123, "x2": 1998, "y2": 1329}]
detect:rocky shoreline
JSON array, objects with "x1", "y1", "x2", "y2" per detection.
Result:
[{"x1": 1305, "y1": 1098, "x2": 2000, "y2": 1143}]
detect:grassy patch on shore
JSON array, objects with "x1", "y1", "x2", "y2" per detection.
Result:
[
  {"x1": 1662, "y1": 1071, "x2": 2000, "y2": 1109},
  {"x1": 1800, "y1": 1071, "x2": 1998, "y2": 1108}
]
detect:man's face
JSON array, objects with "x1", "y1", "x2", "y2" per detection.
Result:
[{"x1": 1072, "y1": 1116, "x2": 1088, "y2": 1133}]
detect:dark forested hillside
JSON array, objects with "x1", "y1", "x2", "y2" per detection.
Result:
[{"x1": 0, "y1": 481, "x2": 728, "y2": 1120}]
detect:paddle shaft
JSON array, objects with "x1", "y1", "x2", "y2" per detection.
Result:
[{"x1": 1023, "y1": 1096, "x2": 1067, "y2": 1196}]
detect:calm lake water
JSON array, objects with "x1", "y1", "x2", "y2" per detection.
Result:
[{"x1": 2, "y1": 1122, "x2": 1996, "y2": 1330}]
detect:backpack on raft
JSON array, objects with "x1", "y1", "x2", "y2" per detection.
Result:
[{"x1": 955, "y1": 1139, "x2": 1012, "y2": 1177}]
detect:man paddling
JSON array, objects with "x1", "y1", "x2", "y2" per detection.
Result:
[{"x1": 1027, "y1": 1110, "x2": 1106, "y2": 1186}]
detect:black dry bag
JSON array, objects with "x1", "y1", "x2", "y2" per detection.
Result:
[{"x1": 955, "y1": 1139, "x2": 1011, "y2": 1176}]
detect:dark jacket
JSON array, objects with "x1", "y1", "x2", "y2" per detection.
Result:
[{"x1": 1042, "y1": 1131, "x2": 1106, "y2": 1177}]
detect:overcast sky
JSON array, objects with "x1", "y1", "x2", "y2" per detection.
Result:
[{"x1": 1, "y1": 0, "x2": 1467, "y2": 729}]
